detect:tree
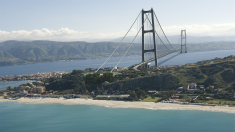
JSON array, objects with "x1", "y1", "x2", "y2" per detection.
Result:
[
  {"x1": 32, "y1": 82, "x2": 39, "y2": 86},
  {"x1": 205, "y1": 87, "x2": 213, "y2": 93},
  {"x1": 160, "y1": 91, "x2": 174, "y2": 100},
  {"x1": 103, "y1": 72, "x2": 113, "y2": 79},
  {"x1": 233, "y1": 82, "x2": 235, "y2": 90},
  {"x1": 181, "y1": 90, "x2": 190, "y2": 94},
  {"x1": 45, "y1": 70, "x2": 86, "y2": 93},
  {"x1": 119, "y1": 83, "x2": 123, "y2": 91},
  {"x1": 96, "y1": 87, "x2": 100, "y2": 95},
  {"x1": 101, "y1": 86, "x2": 105, "y2": 94},
  {"x1": 135, "y1": 88, "x2": 146, "y2": 99},
  {"x1": 6, "y1": 86, "x2": 12, "y2": 91},
  {"x1": 194, "y1": 90, "x2": 205, "y2": 94},
  {"x1": 129, "y1": 92, "x2": 137, "y2": 101}
]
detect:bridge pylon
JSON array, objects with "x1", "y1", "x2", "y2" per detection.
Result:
[
  {"x1": 142, "y1": 8, "x2": 158, "y2": 67},
  {"x1": 180, "y1": 30, "x2": 187, "y2": 53}
]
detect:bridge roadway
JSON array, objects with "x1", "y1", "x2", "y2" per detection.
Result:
[{"x1": 128, "y1": 49, "x2": 181, "y2": 71}]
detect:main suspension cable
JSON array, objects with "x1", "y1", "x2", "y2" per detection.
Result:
[
  {"x1": 153, "y1": 11, "x2": 175, "y2": 50},
  {"x1": 95, "y1": 11, "x2": 142, "y2": 73},
  {"x1": 111, "y1": 13, "x2": 150, "y2": 72}
]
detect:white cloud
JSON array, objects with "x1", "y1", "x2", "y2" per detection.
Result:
[
  {"x1": 0, "y1": 23, "x2": 235, "y2": 42},
  {"x1": 0, "y1": 28, "x2": 130, "y2": 42},
  {"x1": 163, "y1": 23, "x2": 235, "y2": 36}
]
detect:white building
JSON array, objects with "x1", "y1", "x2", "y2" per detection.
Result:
[{"x1": 188, "y1": 83, "x2": 197, "y2": 89}]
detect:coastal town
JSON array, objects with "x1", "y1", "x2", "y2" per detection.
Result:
[
  {"x1": 0, "y1": 71, "x2": 71, "y2": 81},
  {"x1": 1, "y1": 81, "x2": 235, "y2": 105}
]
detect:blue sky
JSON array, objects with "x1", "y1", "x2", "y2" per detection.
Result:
[{"x1": 0, "y1": 0, "x2": 235, "y2": 41}]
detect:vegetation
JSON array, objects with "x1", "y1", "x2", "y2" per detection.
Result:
[
  {"x1": 173, "y1": 58, "x2": 235, "y2": 90},
  {"x1": 194, "y1": 99, "x2": 235, "y2": 106},
  {"x1": 35, "y1": 56, "x2": 235, "y2": 104},
  {"x1": 45, "y1": 70, "x2": 86, "y2": 94},
  {"x1": 142, "y1": 96, "x2": 160, "y2": 102},
  {"x1": 179, "y1": 96, "x2": 192, "y2": 102},
  {"x1": 84, "y1": 72, "x2": 114, "y2": 84}
]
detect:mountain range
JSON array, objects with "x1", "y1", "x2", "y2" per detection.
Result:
[{"x1": 0, "y1": 40, "x2": 235, "y2": 66}]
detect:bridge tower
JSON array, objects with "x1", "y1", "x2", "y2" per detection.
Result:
[
  {"x1": 142, "y1": 8, "x2": 158, "y2": 67},
  {"x1": 180, "y1": 30, "x2": 187, "y2": 53}
]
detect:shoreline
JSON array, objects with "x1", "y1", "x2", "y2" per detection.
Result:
[
  {"x1": 1, "y1": 98, "x2": 234, "y2": 114},
  {"x1": 0, "y1": 54, "x2": 141, "y2": 67}
]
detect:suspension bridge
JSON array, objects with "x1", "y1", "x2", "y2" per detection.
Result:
[{"x1": 95, "y1": 8, "x2": 187, "y2": 73}]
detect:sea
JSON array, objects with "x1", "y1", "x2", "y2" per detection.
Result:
[
  {"x1": 1, "y1": 49, "x2": 235, "y2": 77},
  {"x1": 0, "y1": 49, "x2": 235, "y2": 132},
  {"x1": 0, "y1": 102, "x2": 234, "y2": 132},
  {"x1": 0, "y1": 80, "x2": 36, "y2": 91}
]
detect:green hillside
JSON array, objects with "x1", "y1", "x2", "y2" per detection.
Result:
[
  {"x1": 0, "y1": 50, "x2": 15, "y2": 59},
  {"x1": 44, "y1": 56, "x2": 235, "y2": 99}
]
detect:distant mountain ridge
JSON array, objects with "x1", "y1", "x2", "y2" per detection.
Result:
[
  {"x1": 0, "y1": 40, "x2": 138, "y2": 66},
  {"x1": 1, "y1": 36, "x2": 234, "y2": 43},
  {"x1": 0, "y1": 40, "x2": 235, "y2": 66}
]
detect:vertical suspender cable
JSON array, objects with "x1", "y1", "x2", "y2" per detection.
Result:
[
  {"x1": 144, "y1": 14, "x2": 172, "y2": 52},
  {"x1": 153, "y1": 11, "x2": 175, "y2": 50}
]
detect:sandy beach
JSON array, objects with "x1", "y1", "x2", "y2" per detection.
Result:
[{"x1": 0, "y1": 97, "x2": 234, "y2": 113}]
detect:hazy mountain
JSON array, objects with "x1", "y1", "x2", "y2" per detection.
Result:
[
  {"x1": 0, "y1": 40, "x2": 139, "y2": 66},
  {"x1": 0, "y1": 40, "x2": 235, "y2": 66}
]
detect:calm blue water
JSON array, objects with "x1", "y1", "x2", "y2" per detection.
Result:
[
  {"x1": 0, "y1": 80, "x2": 36, "y2": 91},
  {"x1": 0, "y1": 102, "x2": 234, "y2": 132},
  {"x1": 0, "y1": 49, "x2": 235, "y2": 77},
  {"x1": 157, "y1": 49, "x2": 235, "y2": 66}
]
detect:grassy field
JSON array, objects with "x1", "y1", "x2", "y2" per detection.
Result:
[
  {"x1": 179, "y1": 97, "x2": 235, "y2": 106},
  {"x1": 194, "y1": 99, "x2": 235, "y2": 106},
  {"x1": 142, "y1": 96, "x2": 160, "y2": 102},
  {"x1": 179, "y1": 97, "x2": 192, "y2": 102}
]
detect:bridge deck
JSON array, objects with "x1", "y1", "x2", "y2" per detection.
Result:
[{"x1": 129, "y1": 49, "x2": 180, "y2": 71}]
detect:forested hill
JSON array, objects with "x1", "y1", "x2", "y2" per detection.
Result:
[
  {"x1": 0, "y1": 40, "x2": 137, "y2": 66},
  {"x1": 0, "y1": 40, "x2": 235, "y2": 66},
  {"x1": 44, "y1": 56, "x2": 235, "y2": 101}
]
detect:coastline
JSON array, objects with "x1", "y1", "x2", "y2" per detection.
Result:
[
  {"x1": 0, "y1": 98, "x2": 234, "y2": 114},
  {"x1": 0, "y1": 54, "x2": 140, "y2": 67}
]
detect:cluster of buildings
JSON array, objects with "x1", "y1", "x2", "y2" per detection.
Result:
[
  {"x1": 1, "y1": 82, "x2": 55, "y2": 98},
  {"x1": 177, "y1": 83, "x2": 222, "y2": 94},
  {"x1": 0, "y1": 71, "x2": 71, "y2": 81},
  {"x1": 16, "y1": 82, "x2": 47, "y2": 94},
  {"x1": 85, "y1": 67, "x2": 128, "y2": 72},
  {"x1": 0, "y1": 82, "x2": 49, "y2": 98},
  {"x1": 177, "y1": 83, "x2": 199, "y2": 94}
]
